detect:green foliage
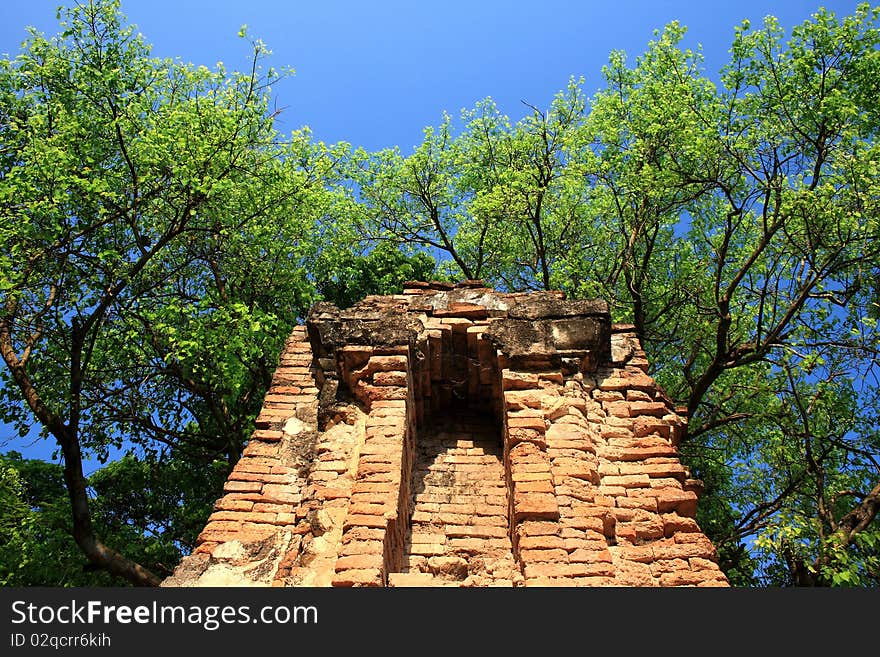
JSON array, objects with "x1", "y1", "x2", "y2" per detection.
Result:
[
  {"x1": 87, "y1": 453, "x2": 228, "y2": 572},
  {"x1": 0, "y1": 451, "x2": 118, "y2": 586},
  {"x1": 0, "y1": 0, "x2": 351, "y2": 583},
  {"x1": 0, "y1": 450, "x2": 221, "y2": 586},
  {"x1": 315, "y1": 242, "x2": 437, "y2": 309},
  {"x1": 0, "y1": 0, "x2": 294, "y2": 451},
  {"x1": 0, "y1": 458, "x2": 30, "y2": 541},
  {"x1": 0, "y1": 453, "x2": 90, "y2": 586},
  {"x1": 348, "y1": 78, "x2": 590, "y2": 290}
]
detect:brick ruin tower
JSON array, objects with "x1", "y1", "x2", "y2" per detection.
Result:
[{"x1": 163, "y1": 281, "x2": 729, "y2": 587}]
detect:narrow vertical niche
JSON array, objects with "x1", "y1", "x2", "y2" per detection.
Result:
[{"x1": 396, "y1": 324, "x2": 519, "y2": 586}]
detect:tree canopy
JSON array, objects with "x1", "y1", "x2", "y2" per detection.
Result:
[
  {"x1": 0, "y1": 0, "x2": 360, "y2": 584},
  {"x1": 1, "y1": 0, "x2": 877, "y2": 586}
]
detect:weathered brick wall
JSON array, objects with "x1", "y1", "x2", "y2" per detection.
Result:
[
  {"x1": 165, "y1": 282, "x2": 728, "y2": 587},
  {"x1": 162, "y1": 326, "x2": 319, "y2": 586},
  {"x1": 494, "y1": 326, "x2": 726, "y2": 586}
]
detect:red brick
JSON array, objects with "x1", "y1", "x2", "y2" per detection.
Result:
[
  {"x1": 513, "y1": 492, "x2": 559, "y2": 521},
  {"x1": 515, "y1": 479, "x2": 555, "y2": 494},
  {"x1": 560, "y1": 516, "x2": 605, "y2": 533},
  {"x1": 504, "y1": 390, "x2": 545, "y2": 410},
  {"x1": 175, "y1": 294, "x2": 731, "y2": 588},
  {"x1": 509, "y1": 441, "x2": 547, "y2": 462},
  {"x1": 361, "y1": 384, "x2": 407, "y2": 402},
  {"x1": 502, "y1": 371, "x2": 540, "y2": 391},
  {"x1": 511, "y1": 470, "x2": 552, "y2": 481},
  {"x1": 232, "y1": 461, "x2": 273, "y2": 474},
  {"x1": 654, "y1": 489, "x2": 698, "y2": 516},
  {"x1": 269, "y1": 386, "x2": 303, "y2": 394},
  {"x1": 598, "y1": 374, "x2": 656, "y2": 392},
  {"x1": 348, "y1": 502, "x2": 388, "y2": 516},
  {"x1": 517, "y1": 520, "x2": 560, "y2": 536},
  {"x1": 409, "y1": 532, "x2": 446, "y2": 544},
  {"x1": 446, "y1": 301, "x2": 489, "y2": 318},
  {"x1": 351, "y1": 482, "x2": 395, "y2": 494},
  {"x1": 260, "y1": 484, "x2": 302, "y2": 504},
  {"x1": 602, "y1": 474, "x2": 651, "y2": 488},
  {"x1": 551, "y1": 464, "x2": 598, "y2": 482},
  {"x1": 343, "y1": 527, "x2": 386, "y2": 542},
  {"x1": 367, "y1": 355, "x2": 407, "y2": 371},
  {"x1": 251, "y1": 429, "x2": 284, "y2": 442},
  {"x1": 447, "y1": 537, "x2": 510, "y2": 551},
  {"x1": 628, "y1": 401, "x2": 669, "y2": 417},
  {"x1": 223, "y1": 480, "x2": 262, "y2": 493},
  {"x1": 614, "y1": 544, "x2": 655, "y2": 563},
  {"x1": 445, "y1": 525, "x2": 507, "y2": 539},
  {"x1": 252, "y1": 502, "x2": 291, "y2": 514},
  {"x1": 659, "y1": 570, "x2": 710, "y2": 586},
  {"x1": 619, "y1": 462, "x2": 688, "y2": 479},
  {"x1": 474, "y1": 503, "x2": 507, "y2": 516},
  {"x1": 335, "y1": 554, "x2": 383, "y2": 570},
  {"x1": 568, "y1": 548, "x2": 613, "y2": 564},
  {"x1": 315, "y1": 487, "x2": 351, "y2": 500},
  {"x1": 524, "y1": 562, "x2": 612, "y2": 578},
  {"x1": 227, "y1": 471, "x2": 267, "y2": 483},
  {"x1": 408, "y1": 542, "x2": 446, "y2": 556},
  {"x1": 517, "y1": 535, "x2": 565, "y2": 550},
  {"x1": 238, "y1": 511, "x2": 279, "y2": 524},
  {"x1": 242, "y1": 441, "x2": 281, "y2": 457},
  {"x1": 550, "y1": 439, "x2": 596, "y2": 453},
  {"x1": 507, "y1": 428, "x2": 547, "y2": 447},
  {"x1": 356, "y1": 462, "x2": 393, "y2": 477},
  {"x1": 601, "y1": 426, "x2": 633, "y2": 440},
  {"x1": 213, "y1": 499, "x2": 254, "y2": 512},
  {"x1": 520, "y1": 548, "x2": 568, "y2": 563},
  {"x1": 508, "y1": 416, "x2": 548, "y2": 431},
  {"x1": 653, "y1": 542, "x2": 715, "y2": 560},
  {"x1": 332, "y1": 569, "x2": 383, "y2": 587},
  {"x1": 614, "y1": 446, "x2": 678, "y2": 461},
  {"x1": 372, "y1": 370, "x2": 407, "y2": 386},
  {"x1": 370, "y1": 399, "x2": 406, "y2": 410},
  {"x1": 604, "y1": 402, "x2": 632, "y2": 418},
  {"x1": 632, "y1": 417, "x2": 671, "y2": 439},
  {"x1": 344, "y1": 514, "x2": 388, "y2": 530}
]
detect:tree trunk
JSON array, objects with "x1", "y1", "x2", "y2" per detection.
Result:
[{"x1": 59, "y1": 431, "x2": 161, "y2": 586}]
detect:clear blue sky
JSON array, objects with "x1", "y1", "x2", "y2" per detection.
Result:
[
  {"x1": 0, "y1": 0, "x2": 868, "y2": 154},
  {"x1": 0, "y1": 0, "x2": 868, "y2": 464}
]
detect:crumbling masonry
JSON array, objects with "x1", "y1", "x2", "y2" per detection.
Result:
[{"x1": 163, "y1": 281, "x2": 729, "y2": 587}]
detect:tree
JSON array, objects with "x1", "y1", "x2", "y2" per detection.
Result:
[
  {"x1": 580, "y1": 6, "x2": 880, "y2": 585},
  {"x1": 0, "y1": 453, "x2": 86, "y2": 586},
  {"x1": 634, "y1": 6, "x2": 880, "y2": 586},
  {"x1": 0, "y1": 450, "x2": 221, "y2": 585},
  {"x1": 0, "y1": 0, "x2": 338, "y2": 584},
  {"x1": 348, "y1": 4, "x2": 880, "y2": 585},
  {"x1": 314, "y1": 241, "x2": 438, "y2": 309},
  {"x1": 3, "y1": 0, "x2": 878, "y2": 588},
  {"x1": 347, "y1": 80, "x2": 591, "y2": 290}
]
